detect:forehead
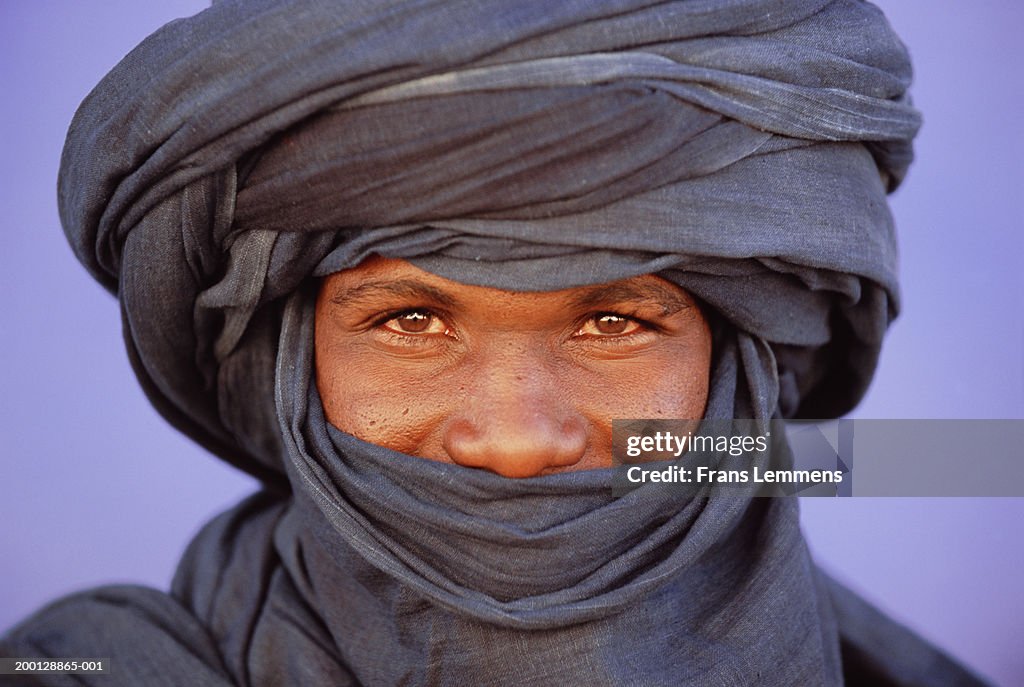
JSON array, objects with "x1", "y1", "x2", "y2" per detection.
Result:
[{"x1": 320, "y1": 256, "x2": 697, "y2": 315}]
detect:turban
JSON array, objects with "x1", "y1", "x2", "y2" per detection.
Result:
[
  {"x1": 5, "y1": 1, "x2": 985, "y2": 685},
  {"x1": 57, "y1": 0, "x2": 921, "y2": 485}
]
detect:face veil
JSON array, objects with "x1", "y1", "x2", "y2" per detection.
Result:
[{"x1": 4, "y1": 1, "x2": 986, "y2": 685}]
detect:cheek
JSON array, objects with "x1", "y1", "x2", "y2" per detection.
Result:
[
  {"x1": 565, "y1": 339, "x2": 712, "y2": 449},
  {"x1": 643, "y1": 351, "x2": 711, "y2": 418},
  {"x1": 314, "y1": 338, "x2": 456, "y2": 455}
]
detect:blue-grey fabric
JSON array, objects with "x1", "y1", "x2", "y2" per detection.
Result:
[{"x1": 2, "y1": 0, "x2": 989, "y2": 685}]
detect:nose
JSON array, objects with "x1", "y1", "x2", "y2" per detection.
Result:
[{"x1": 441, "y1": 349, "x2": 588, "y2": 478}]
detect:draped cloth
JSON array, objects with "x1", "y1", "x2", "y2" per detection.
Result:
[{"x1": 2, "y1": 1, "x2": 988, "y2": 685}]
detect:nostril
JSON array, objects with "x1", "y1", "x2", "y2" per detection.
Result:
[{"x1": 442, "y1": 411, "x2": 588, "y2": 478}]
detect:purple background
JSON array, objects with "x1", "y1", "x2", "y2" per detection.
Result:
[{"x1": 2, "y1": 2, "x2": 1021, "y2": 684}]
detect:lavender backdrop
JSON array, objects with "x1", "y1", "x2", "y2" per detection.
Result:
[{"x1": 2, "y1": 2, "x2": 1021, "y2": 684}]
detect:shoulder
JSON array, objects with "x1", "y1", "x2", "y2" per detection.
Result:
[
  {"x1": 826, "y1": 575, "x2": 991, "y2": 687},
  {"x1": 1, "y1": 585, "x2": 231, "y2": 686}
]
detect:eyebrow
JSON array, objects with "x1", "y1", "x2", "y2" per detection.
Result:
[
  {"x1": 568, "y1": 281, "x2": 694, "y2": 315},
  {"x1": 329, "y1": 279, "x2": 462, "y2": 310}
]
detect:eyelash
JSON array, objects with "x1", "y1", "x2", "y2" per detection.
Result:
[
  {"x1": 371, "y1": 309, "x2": 453, "y2": 344},
  {"x1": 370, "y1": 308, "x2": 656, "y2": 346},
  {"x1": 574, "y1": 311, "x2": 658, "y2": 347}
]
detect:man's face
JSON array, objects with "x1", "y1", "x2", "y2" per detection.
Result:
[{"x1": 315, "y1": 257, "x2": 712, "y2": 478}]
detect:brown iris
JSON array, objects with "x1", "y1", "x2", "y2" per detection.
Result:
[
  {"x1": 394, "y1": 311, "x2": 433, "y2": 333},
  {"x1": 593, "y1": 314, "x2": 630, "y2": 334}
]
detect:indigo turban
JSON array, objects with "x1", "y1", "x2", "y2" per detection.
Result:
[
  {"x1": 54, "y1": 0, "x2": 925, "y2": 482},
  {"x1": 5, "y1": 1, "x2": 986, "y2": 685}
]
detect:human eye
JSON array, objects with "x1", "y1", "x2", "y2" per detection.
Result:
[
  {"x1": 574, "y1": 313, "x2": 647, "y2": 338},
  {"x1": 377, "y1": 309, "x2": 455, "y2": 338}
]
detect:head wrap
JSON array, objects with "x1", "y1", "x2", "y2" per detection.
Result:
[
  {"x1": 60, "y1": 0, "x2": 920, "y2": 484},
  {"x1": 8, "y1": 1, "x2": 986, "y2": 686}
]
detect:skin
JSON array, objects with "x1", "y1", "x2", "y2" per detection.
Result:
[{"x1": 314, "y1": 256, "x2": 712, "y2": 478}]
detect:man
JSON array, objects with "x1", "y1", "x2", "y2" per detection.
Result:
[{"x1": 2, "y1": 1, "x2": 986, "y2": 684}]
